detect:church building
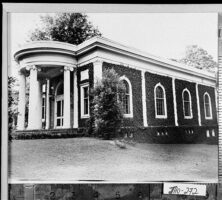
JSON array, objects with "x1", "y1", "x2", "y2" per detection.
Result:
[{"x1": 14, "y1": 36, "x2": 218, "y2": 143}]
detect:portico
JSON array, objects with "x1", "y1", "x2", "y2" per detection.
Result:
[{"x1": 15, "y1": 41, "x2": 78, "y2": 130}]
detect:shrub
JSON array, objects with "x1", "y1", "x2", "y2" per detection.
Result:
[{"x1": 90, "y1": 68, "x2": 125, "y2": 139}]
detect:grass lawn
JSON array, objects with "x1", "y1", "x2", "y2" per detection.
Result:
[{"x1": 8, "y1": 137, "x2": 218, "y2": 182}]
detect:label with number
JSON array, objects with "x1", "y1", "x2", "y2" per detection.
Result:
[{"x1": 163, "y1": 183, "x2": 206, "y2": 196}]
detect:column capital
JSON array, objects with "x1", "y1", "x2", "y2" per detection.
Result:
[
  {"x1": 25, "y1": 65, "x2": 41, "y2": 72},
  {"x1": 93, "y1": 58, "x2": 103, "y2": 65},
  {"x1": 64, "y1": 66, "x2": 74, "y2": 71}
]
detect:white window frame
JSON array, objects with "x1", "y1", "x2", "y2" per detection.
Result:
[
  {"x1": 42, "y1": 94, "x2": 46, "y2": 122},
  {"x1": 54, "y1": 81, "x2": 64, "y2": 128},
  {"x1": 80, "y1": 83, "x2": 90, "y2": 118},
  {"x1": 182, "y1": 88, "x2": 193, "y2": 119},
  {"x1": 119, "y1": 76, "x2": 133, "y2": 118},
  {"x1": 154, "y1": 83, "x2": 167, "y2": 119},
  {"x1": 204, "y1": 92, "x2": 213, "y2": 120}
]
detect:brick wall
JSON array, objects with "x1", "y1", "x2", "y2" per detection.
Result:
[
  {"x1": 145, "y1": 72, "x2": 174, "y2": 126},
  {"x1": 175, "y1": 79, "x2": 198, "y2": 126},
  {"x1": 77, "y1": 63, "x2": 94, "y2": 128},
  {"x1": 103, "y1": 62, "x2": 143, "y2": 127},
  {"x1": 198, "y1": 84, "x2": 217, "y2": 126}
]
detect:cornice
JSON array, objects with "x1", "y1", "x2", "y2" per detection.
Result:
[{"x1": 14, "y1": 36, "x2": 216, "y2": 82}]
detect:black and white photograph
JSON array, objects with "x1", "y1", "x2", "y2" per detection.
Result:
[{"x1": 6, "y1": 9, "x2": 219, "y2": 183}]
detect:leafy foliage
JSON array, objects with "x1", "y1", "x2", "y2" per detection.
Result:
[
  {"x1": 29, "y1": 13, "x2": 102, "y2": 45},
  {"x1": 172, "y1": 45, "x2": 218, "y2": 72},
  {"x1": 91, "y1": 68, "x2": 126, "y2": 139},
  {"x1": 8, "y1": 76, "x2": 18, "y2": 133}
]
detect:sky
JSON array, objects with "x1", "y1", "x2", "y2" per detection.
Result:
[{"x1": 9, "y1": 12, "x2": 218, "y2": 77}]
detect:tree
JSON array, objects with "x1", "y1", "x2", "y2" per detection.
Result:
[
  {"x1": 29, "y1": 13, "x2": 102, "y2": 45},
  {"x1": 8, "y1": 76, "x2": 19, "y2": 134},
  {"x1": 91, "y1": 68, "x2": 126, "y2": 139},
  {"x1": 172, "y1": 45, "x2": 218, "y2": 72}
]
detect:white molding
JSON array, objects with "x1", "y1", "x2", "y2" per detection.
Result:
[
  {"x1": 195, "y1": 83, "x2": 202, "y2": 126},
  {"x1": 204, "y1": 92, "x2": 213, "y2": 120},
  {"x1": 73, "y1": 70, "x2": 79, "y2": 128},
  {"x1": 64, "y1": 65, "x2": 74, "y2": 71},
  {"x1": 80, "y1": 83, "x2": 90, "y2": 119},
  {"x1": 172, "y1": 78, "x2": 178, "y2": 126},
  {"x1": 15, "y1": 37, "x2": 216, "y2": 85},
  {"x1": 141, "y1": 70, "x2": 148, "y2": 127},
  {"x1": 78, "y1": 54, "x2": 216, "y2": 88},
  {"x1": 182, "y1": 88, "x2": 193, "y2": 119},
  {"x1": 119, "y1": 76, "x2": 133, "y2": 118},
  {"x1": 76, "y1": 37, "x2": 215, "y2": 80},
  {"x1": 154, "y1": 82, "x2": 167, "y2": 119},
  {"x1": 80, "y1": 69, "x2": 89, "y2": 81}
]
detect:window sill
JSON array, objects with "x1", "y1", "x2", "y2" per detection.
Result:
[
  {"x1": 81, "y1": 115, "x2": 90, "y2": 119},
  {"x1": 184, "y1": 116, "x2": 193, "y2": 119},
  {"x1": 123, "y1": 113, "x2": 133, "y2": 118},
  {"x1": 205, "y1": 117, "x2": 213, "y2": 120},
  {"x1": 155, "y1": 115, "x2": 167, "y2": 119}
]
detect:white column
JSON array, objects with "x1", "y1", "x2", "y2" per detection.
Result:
[
  {"x1": 63, "y1": 66, "x2": 73, "y2": 128},
  {"x1": 196, "y1": 83, "x2": 201, "y2": 126},
  {"x1": 24, "y1": 184, "x2": 34, "y2": 200},
  {"x1": 27, "y1": 66, "x2": 42, "y2": 129},
  {"x1": 93, "y1": 59, "x2": 103, "y2": 86},
  {"x1": 17, "y1": 71, "x2": 26, "y2": 130},
  {"x1": 45, "y1": 79, "x2": 50, "y2": 129},
  {"x1": 172, "y1": 78, "x2": 178, "y2": 126},
  {"x1": 141, "y1": 70, "x2": 148, "y2": 127},
  {"x1": 73, "y1": 69, "x2": 78, "y2": 128}
]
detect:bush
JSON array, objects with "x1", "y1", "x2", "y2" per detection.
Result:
[{"x1": 90, "y1": 68, "x2": 125, "y2": 139}]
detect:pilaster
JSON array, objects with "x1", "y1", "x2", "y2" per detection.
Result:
[
  {"x1": 172, "y1": 77, "x2": 178, "y2": 126},
  {"x1": 73, "y1": 68, "x2": 78, "y2": 128},
  {"x1": 141, "y1": 70, "x2": 148, "y2": 127},
  {"x1": 196, "y1": 83, "x2": 202, "y2": 126}
]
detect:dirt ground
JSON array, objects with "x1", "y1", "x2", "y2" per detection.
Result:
[{"x1": 8, "y1": 138, "x2": 218, "y2": 182}]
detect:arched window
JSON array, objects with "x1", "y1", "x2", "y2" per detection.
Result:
[
  {"x1": 154, "y1": 83, "x2": 167, "y2": 118},
  {"x1": 119, "y1": 76, "x2": 133, "y2": 118},
  {"x1": 204, "y1": 92, "x2": 212, "y2": 119},
  {"x1": 182, "y1": 89, "x2": 193, "y2": 118}
]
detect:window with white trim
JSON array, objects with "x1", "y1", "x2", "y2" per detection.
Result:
[
  {"x1": 81, "y1": 83, "x2": 89, "y2": 118},
  {"x1": 182, "y1": 89, "x2": 193, "y2": 119},
  {"x1": 154, "y1": 83, "x2": 167, "y2": 118},
  {"x1": 204, "y1": 92, "x2": 212, "y2": 119},
  {"x1": 119, "y1": 76, "x2": 133, "y2": 118},
  {"x1": 42, "y1": 96, "x2": 46, "y2": 121}
]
